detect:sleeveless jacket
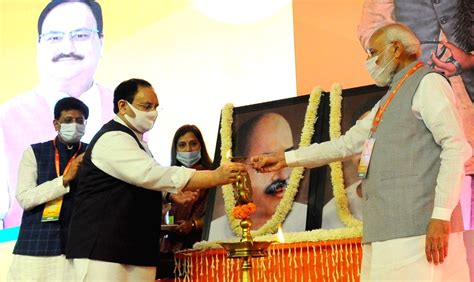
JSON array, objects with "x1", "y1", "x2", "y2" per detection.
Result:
[
  {"x1": 66, "y1": 120, "x2": 162, "y2": 266},
  {"x1": 13, "y1": 138, "x2": 86, "y2": 256},
  {"x1": 362, "y1": 61, "x2": 463, "y2": 243},
  {"x1": 394, "y1": 0, "x2": 473, "y2": 100}
]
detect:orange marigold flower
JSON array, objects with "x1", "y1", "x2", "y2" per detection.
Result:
[{"x1": 232, "y1": 202, "x2": 257, "y2": 219}]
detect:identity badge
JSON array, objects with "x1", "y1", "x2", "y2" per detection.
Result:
[
  {"x1": 358, "y1": 137, "x2": 376, "y2": 179},
  {"x1": 41, "y1": 197, "x2": 63, "y2": 222}
]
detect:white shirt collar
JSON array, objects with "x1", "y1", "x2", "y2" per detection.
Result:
[{"x1": 113, "y1": 115, "x2": 144, "y2": 141}]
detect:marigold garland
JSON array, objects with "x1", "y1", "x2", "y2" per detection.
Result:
[{"x1": 232, "y1": 202, "x2": 257, "y2": 219}]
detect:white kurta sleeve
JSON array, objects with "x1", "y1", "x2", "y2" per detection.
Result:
[
  {"x1": 285, "y1": 104, "x2": 378, "y2": 168},
  {"x1": 91, "y1": 130, "x2": 195, "y2": 193},
  {"x1": 16, "y1": 146, "x2": 69, "y2": 211},
  {"x1": 412, "y1": 73, "x2": 472, "y2": 221}
]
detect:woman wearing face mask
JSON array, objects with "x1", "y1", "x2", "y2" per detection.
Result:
[{"x1": 158, "y1": 124, "x2": 214, "y2": 278}]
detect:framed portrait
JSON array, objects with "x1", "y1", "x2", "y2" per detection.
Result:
[
  {"x1": 203, "y1": 94, "x2": 329, "y2": 241},
  {"x1": 202, "y1": 84, "x2": 388, "y2": 240}
]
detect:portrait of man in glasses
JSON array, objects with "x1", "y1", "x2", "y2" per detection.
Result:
[{"x1": 0, "y1": 0, "x2": 114, "y2": 229}]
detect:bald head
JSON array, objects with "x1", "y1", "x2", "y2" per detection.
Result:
[
  {"x1": 235, "y1": 112, "x2": 293, "y2": 157},
  {"x1": 370, "y1": 23, "x2": 421, "y2": 59}
]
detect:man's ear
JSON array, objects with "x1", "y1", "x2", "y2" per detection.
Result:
[
  {"x1": 392, "y1": 40, "x2": 404, "y2": 59},
  {"x1": 117, "y1": 99, "x2": 128, "y2": 115},
  {"x1": 53, "y1": 119, "x2": 61, "y2": 132}
]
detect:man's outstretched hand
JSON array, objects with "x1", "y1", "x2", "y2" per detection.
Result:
[{"x1": 250, "y1": 152, "x2": 287, "y2": 173}]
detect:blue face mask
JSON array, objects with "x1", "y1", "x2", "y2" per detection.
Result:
[{"x1": 176, "y1": 150, "x2": 201, "y2": 168}]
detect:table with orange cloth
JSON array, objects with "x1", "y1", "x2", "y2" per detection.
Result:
[{"x1": 174, "y1": 237, "x2": 362, "y2": 281}]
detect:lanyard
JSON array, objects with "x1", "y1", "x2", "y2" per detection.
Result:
[
  {"x1": 53, "y1": 138, "x2": 82, "y2": 177},
  {"x1": 370, "y1": 62, "x2": 424, "y2": 135},
  {"x1": 42, "y1": 139, "x2": 81, "y2": 222}
]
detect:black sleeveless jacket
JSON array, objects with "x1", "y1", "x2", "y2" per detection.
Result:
[{"x1": 66, "y1": 120, "x2": 162, "y2": 266}]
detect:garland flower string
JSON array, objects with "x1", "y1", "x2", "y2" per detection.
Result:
[
  {"x1": 329, "y1": 83, "x2": 362, "y2": 228},
  {"x1": 219, "y1": 88, "x2": 322, "y2": 237},
  {"x1": 219, "y1": 103, "x2": 241, "y2": 234},
  {"x1": 194, "y1": 227, "x2": 361, "y2": 250}
]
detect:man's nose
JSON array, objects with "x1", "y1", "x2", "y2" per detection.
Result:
[
  {"x1": 57, "y1": 36, "x2": 77, "y2": 54},
  {"x1": 271, "y1": 167, "x2": 291, "y2": 181}
]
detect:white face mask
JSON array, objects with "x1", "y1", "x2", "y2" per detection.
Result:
[
  {"x1": 59, "y1": 123, "x2": 85, "y2": 143},
  {"x1": 365, "y1": 45, "x2": 396, "y2": 87},
  {"x1": 124, "y1": 102, "x2": 157, "y2": 133},
  {"x1": 176, "y1": 150, "x2": 201, "y2": 168}
]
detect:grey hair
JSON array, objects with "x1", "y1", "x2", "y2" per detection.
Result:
[{"x1": 374, "y1": 23, "x2": 421, "y2": 58}]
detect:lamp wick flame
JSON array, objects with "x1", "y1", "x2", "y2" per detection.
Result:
[{"x1": 276, "y1": 225, "x2": 285, "y2": 243}]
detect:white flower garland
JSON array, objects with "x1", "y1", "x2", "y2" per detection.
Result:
[
  {"x1": 215, "y1": 83, "x2": 362, "y2": 243},
  {"x1": 220, "y1": 87, "x2": 322, "y2": 237},
  {"x1": 329, "y1": 83, "x2": 363, "y2": 228},
  {"x1": 194, "y1": 226, "x2": 362, "y2": 250}
]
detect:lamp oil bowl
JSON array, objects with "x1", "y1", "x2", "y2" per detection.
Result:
[
  {"x1": 219, "y1": 240, "x2": 273, "y2": 259},
  {"x1": 218, "y1": 240, "x2": 273, "y2": 282}
]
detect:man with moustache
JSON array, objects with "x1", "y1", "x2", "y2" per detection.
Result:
[
  {"x1": 209, "y1": 112, "x2": 307, "y2": 241},
  {"x1": 252, "y1": 24, "x2": 471, "y2": 281},
  {"x1": 0, "y1": 0, "x2": 114, "y2": 228}
]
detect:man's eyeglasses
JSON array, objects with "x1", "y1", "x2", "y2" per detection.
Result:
[
  {"x1": 39, "y1": 28, "x2": 99, "y2": 44},
  {"x1": 365, "y1": 42, "x2": 393, "y2": 58},
  {"x1": 133, "y1": 102, "x2": 163, "y2": 112}
]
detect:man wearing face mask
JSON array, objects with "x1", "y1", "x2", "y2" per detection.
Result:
[
  {"x1": 251, "y1": 23, "x2": 471, "y2": 281},
  {"x1": 8, "y1": 97, "x2": 88, "y2": 281},
  {"x1": 65, "y1": 78, "x2": 246, "y2": 281}
]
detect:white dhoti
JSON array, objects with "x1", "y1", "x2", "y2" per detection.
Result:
[
  {"x1": 7, "y1": 254, "x2": 73, "y2": 281},
  {"x1": 72, "y1": 258, "x2": 156, "y2": 281},
  {"x1": 361, "y1": 232, "x2": 469, "y2": 281}
]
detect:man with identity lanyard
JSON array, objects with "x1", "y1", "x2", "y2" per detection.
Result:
[
  {"x1": 8, "y1": 97, "x2": 89, "y2": 281},
  {"x1": 251, "y1": 23, "x2": 471, "y2": 281}
]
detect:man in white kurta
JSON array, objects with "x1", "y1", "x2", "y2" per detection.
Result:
[
  {"x1": 65, "y1": 78, "x2": 245, "y2": 281},
  {"x1": 8, "y1": 97, "x2": 89, "y2": 281},
  {"x1": 251, "y1": 24, "x2": 471, "y2": 281}
]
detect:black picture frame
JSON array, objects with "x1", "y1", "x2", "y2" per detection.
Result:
[
  {"x1": 202, "y1": 84, "x2": 388, "y2": 241},
  {"x1": 203, "y1": 94, "x2": 328, "y2": 240}
]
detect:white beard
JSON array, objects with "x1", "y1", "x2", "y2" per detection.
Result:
[{"x1": 374, "y1": 56, "x2": 397, "y2": 87}]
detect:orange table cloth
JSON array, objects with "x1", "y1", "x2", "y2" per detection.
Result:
[{"x1": 175, "y1": 238, "x2": 362, "y2": 281}]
